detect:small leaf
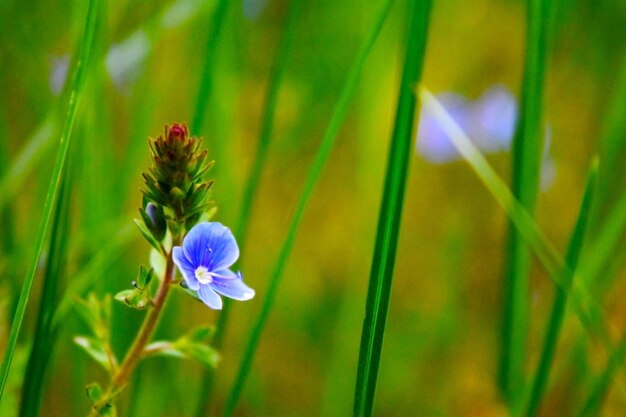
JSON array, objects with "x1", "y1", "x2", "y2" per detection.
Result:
[
  {"x1": 74, "y1": 336, "x2": 112, "y2": 372},
  {"x1": 183, "y1": 342, "x2": 220, "y2": 368},
  {"x1": 143, "y1": 338, "x2": 220, "y2": 369},
  {"x1": 137, "y1": 266, "x2": 153, "y2": 288},
  {"x1": 144, "y1": 341, "x2": 186, "y2": 359},
  {"x1": 85, "y1": 382, "x2": 103, "y2": 404},
  {"x1": 113, "y1": 289, "x2": 149, "y2": 310},
  {"x1": 187, "y1": 326, "x2": 214, "y2": 343},
  {"x1": 173, "y1": 282, "x2": 202, "y2": 302},
  {"x1": 73, "y1": 298, "x2": 98, "y2": 333},
  {"x1": 133, "y1": 218, "x2": 162, "y2": 253}
]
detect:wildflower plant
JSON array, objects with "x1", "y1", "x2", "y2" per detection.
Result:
[{"x1": 74, "y1": 124, "x2": 254, "y2": 416}]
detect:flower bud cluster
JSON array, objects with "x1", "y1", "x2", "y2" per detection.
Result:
[{"x1": 141, "y1": 123, "x2": 214, "y2": 235}]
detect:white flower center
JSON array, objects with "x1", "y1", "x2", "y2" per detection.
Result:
[{"x1": 194, "y1": 266, "x2": 213, "y2": 284}]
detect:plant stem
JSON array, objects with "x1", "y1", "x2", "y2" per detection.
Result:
[{"x1": 87, "y1": 240, "x2": 179, "y2": 416}]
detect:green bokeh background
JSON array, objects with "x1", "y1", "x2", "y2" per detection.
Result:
[{"x1": 1, "y1": 0, "x2": 626, "y2": 416}]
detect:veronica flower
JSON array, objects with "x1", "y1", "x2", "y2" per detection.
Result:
[{"x1": 172, "y1": 222, "x2": 255, "y2": 309}]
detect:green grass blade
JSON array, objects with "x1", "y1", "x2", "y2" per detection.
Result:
[
  {"x1": 525, "y1": 159, "x2": 598, "y2": 417},
  {"x1": 194, "y1": 2, "x2": 301, "y2": 416},
  {"x1": 352, "y1": 1, "x2": 432, "y2": 416},
  {"x1": 501, "y1": 0, "x2": 552, "y2": 401},
  {"x1": 0, "y1": 0, "x2": 99, "y2": 400},
  {"x1": 420, "y1": 86, "x2": 615, "y2": 368},
  {"x1": 18, "y1": 146, "x2": 74, "y2": 417},
  {"x1": 191, "y1": 0, "x2": 229, "y2": 134},
  {"x1": 589, "y1": 57, "x2": 626, "y2": 229},
  {"x1": 578, "y1": 59, "x2": 626, "y2": 289},
  {"x1": 576, "y1": 336, "x2": 626, "y2": 417},
  {"x1": 222, "y1": 2, "x2": 395, "y2": 415}
]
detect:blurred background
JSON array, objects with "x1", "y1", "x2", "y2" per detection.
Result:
[{"x1": 1, "y1": 0, "x2": 626, "y2": 416}]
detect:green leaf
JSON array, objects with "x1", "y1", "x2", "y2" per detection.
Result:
[
  {"x1": 74, "y1": 336, "x2": 112, "y2": 372},
  {"x1": 85, "y1": 382, "x2": 103, "y2": 404},
  {"x1": 188, "y1": 326, "x2": 214, "y2": 343},
  {"x1": 73, "y1": 293, "x2": 112, "y2": 340},
  {"x1": 183, "y1": 343, "x2": 220, "y2": 369},
  {"x1": 137, "y1": 265, "x2": 154, "y2": 289},
  {"x1": 113, "y1": 289, "x2": 150, "y2": 310},
  {"x1": 133, "y1": 218, "x2": 163, "y2": 253},
  {"x1": 144, "y1": 339, "x2": 220, "y2": 369}
]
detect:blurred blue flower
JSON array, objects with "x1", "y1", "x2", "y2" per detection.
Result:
[
  {"x1": 49, "y1": 54, "x2": 70, "y2": 95},
  {"x1": 173, "y1": 222, "x2": 254, "y2": 309},
  {"x1": 416, "y1": 85, "x2": 556, "y2": 190},
  {"x1": 416, "y1": 85, "x2": 517, "y2": 163}
]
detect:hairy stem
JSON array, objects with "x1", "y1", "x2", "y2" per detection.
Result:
[{"x1": 87, "y1": 239, "x2": 179, "y2": 416}]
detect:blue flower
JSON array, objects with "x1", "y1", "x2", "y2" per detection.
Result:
[
  {"x1": 416, "y1": 85, "x2": 556, "y2": 190},
  {"x1": 172, "y1": 222, "x2": 254, "y2": 309},
  {"x1": 416, "y1": 85, "x2": 517, "y2": 163}
]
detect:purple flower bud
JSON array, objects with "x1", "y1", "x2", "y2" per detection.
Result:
[{"x1": 146, "y1": 203, "x2": 159, "y2": 226}]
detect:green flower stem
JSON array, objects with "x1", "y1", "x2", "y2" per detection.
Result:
[{"x1": 86, "y1": 237, "x2": 180, "y2": 416}]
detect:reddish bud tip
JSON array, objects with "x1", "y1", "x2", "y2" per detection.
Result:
[{"x1": 168, "y1": 123, "x2": 188, "y2": 139}]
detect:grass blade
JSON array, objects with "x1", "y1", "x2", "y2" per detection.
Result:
[
  {"x1": 525, "y1": 159, "x2": 598, "y2": 417},
  {"x1": 352, "y1": 1, "x2": 432, "y2": 416},
  {"x1": 500, "y1": 0, "x2": 552, "y2": 401},
  {"x1": 0, "y1": 0, "x2": 100, "y2": 399},
  {"x1": 18, "y1": 146, "x2": 74, "y2": 417},
  {"x1": 576, "y1": 336, "x2": 626, "y2": 417},
  {"x1": 194, "y1": 2, "x2": 301, "y2": 416},
  {"x1": 191, "y1": 0, "x2": 229, "y2": 135},
  {"x1": 222, "y1": 2, "x2": 395, "y2": 415},
  {"x1": 578, "y1": 59, "x2": 626, "y2": 289}
]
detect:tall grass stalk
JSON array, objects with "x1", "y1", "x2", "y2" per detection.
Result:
[
  {"x1": 352, "y1": 1, "x2": 432, "y2": 416},
  {"x1": 0, "y1": 0, "x2": 99, "y2": 399},
  {"x1": 222, "y1": 2, "x2": 395, "y2": 415},
  {"x1": 579, "y1": 60, "x2": 626, "y2": 290},
  {"x1": 525, "y1": 159, "x2": 598, "y2": 417},
  {"x1": 191, "y1": 0, "x2": 229, "y2": 135},
  {"x1": 19, "y1": 148, "x2": 74, "y2": 417},
  {"x1": 194, "y1": 2, "x2": 301, "y2": 416},
  {"x1": 501, "y1": 0, "x2": 552, "y2": 402}
]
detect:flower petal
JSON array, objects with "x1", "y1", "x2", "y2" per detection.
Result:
[
  {"x1": 198, "y1": 284, "x2": 223, "y2": 310},
  {"x1": 172, "y1": 246, "x2": 200, "y2": 290},
  {"x1": 211, "y1": 270, "x2": 255, "y2": 301},
  {"x1": 182, "y1": 222, "x2": 239, "y2": 271},
  {"x1": 416, "y1": 92, "x2": 472, "y2": 163}
]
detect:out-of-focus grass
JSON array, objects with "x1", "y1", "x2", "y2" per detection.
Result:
[
  {"x1": 500, "y1": 0, "x2": 551, "y2": 404},
  {"x1": 223, "y1": 1, "x2": 394, "y2": 415},
  {"x1": 0, "y1": 0, "x2": 100, "y2": 399},
  {"x1": 1, "y1": 0, "x2": 626, "y2": 416}
]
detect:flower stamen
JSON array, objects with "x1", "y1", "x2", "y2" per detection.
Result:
[{"x1": 194, "y1": 266, "x2": 213, "y2": 284}]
